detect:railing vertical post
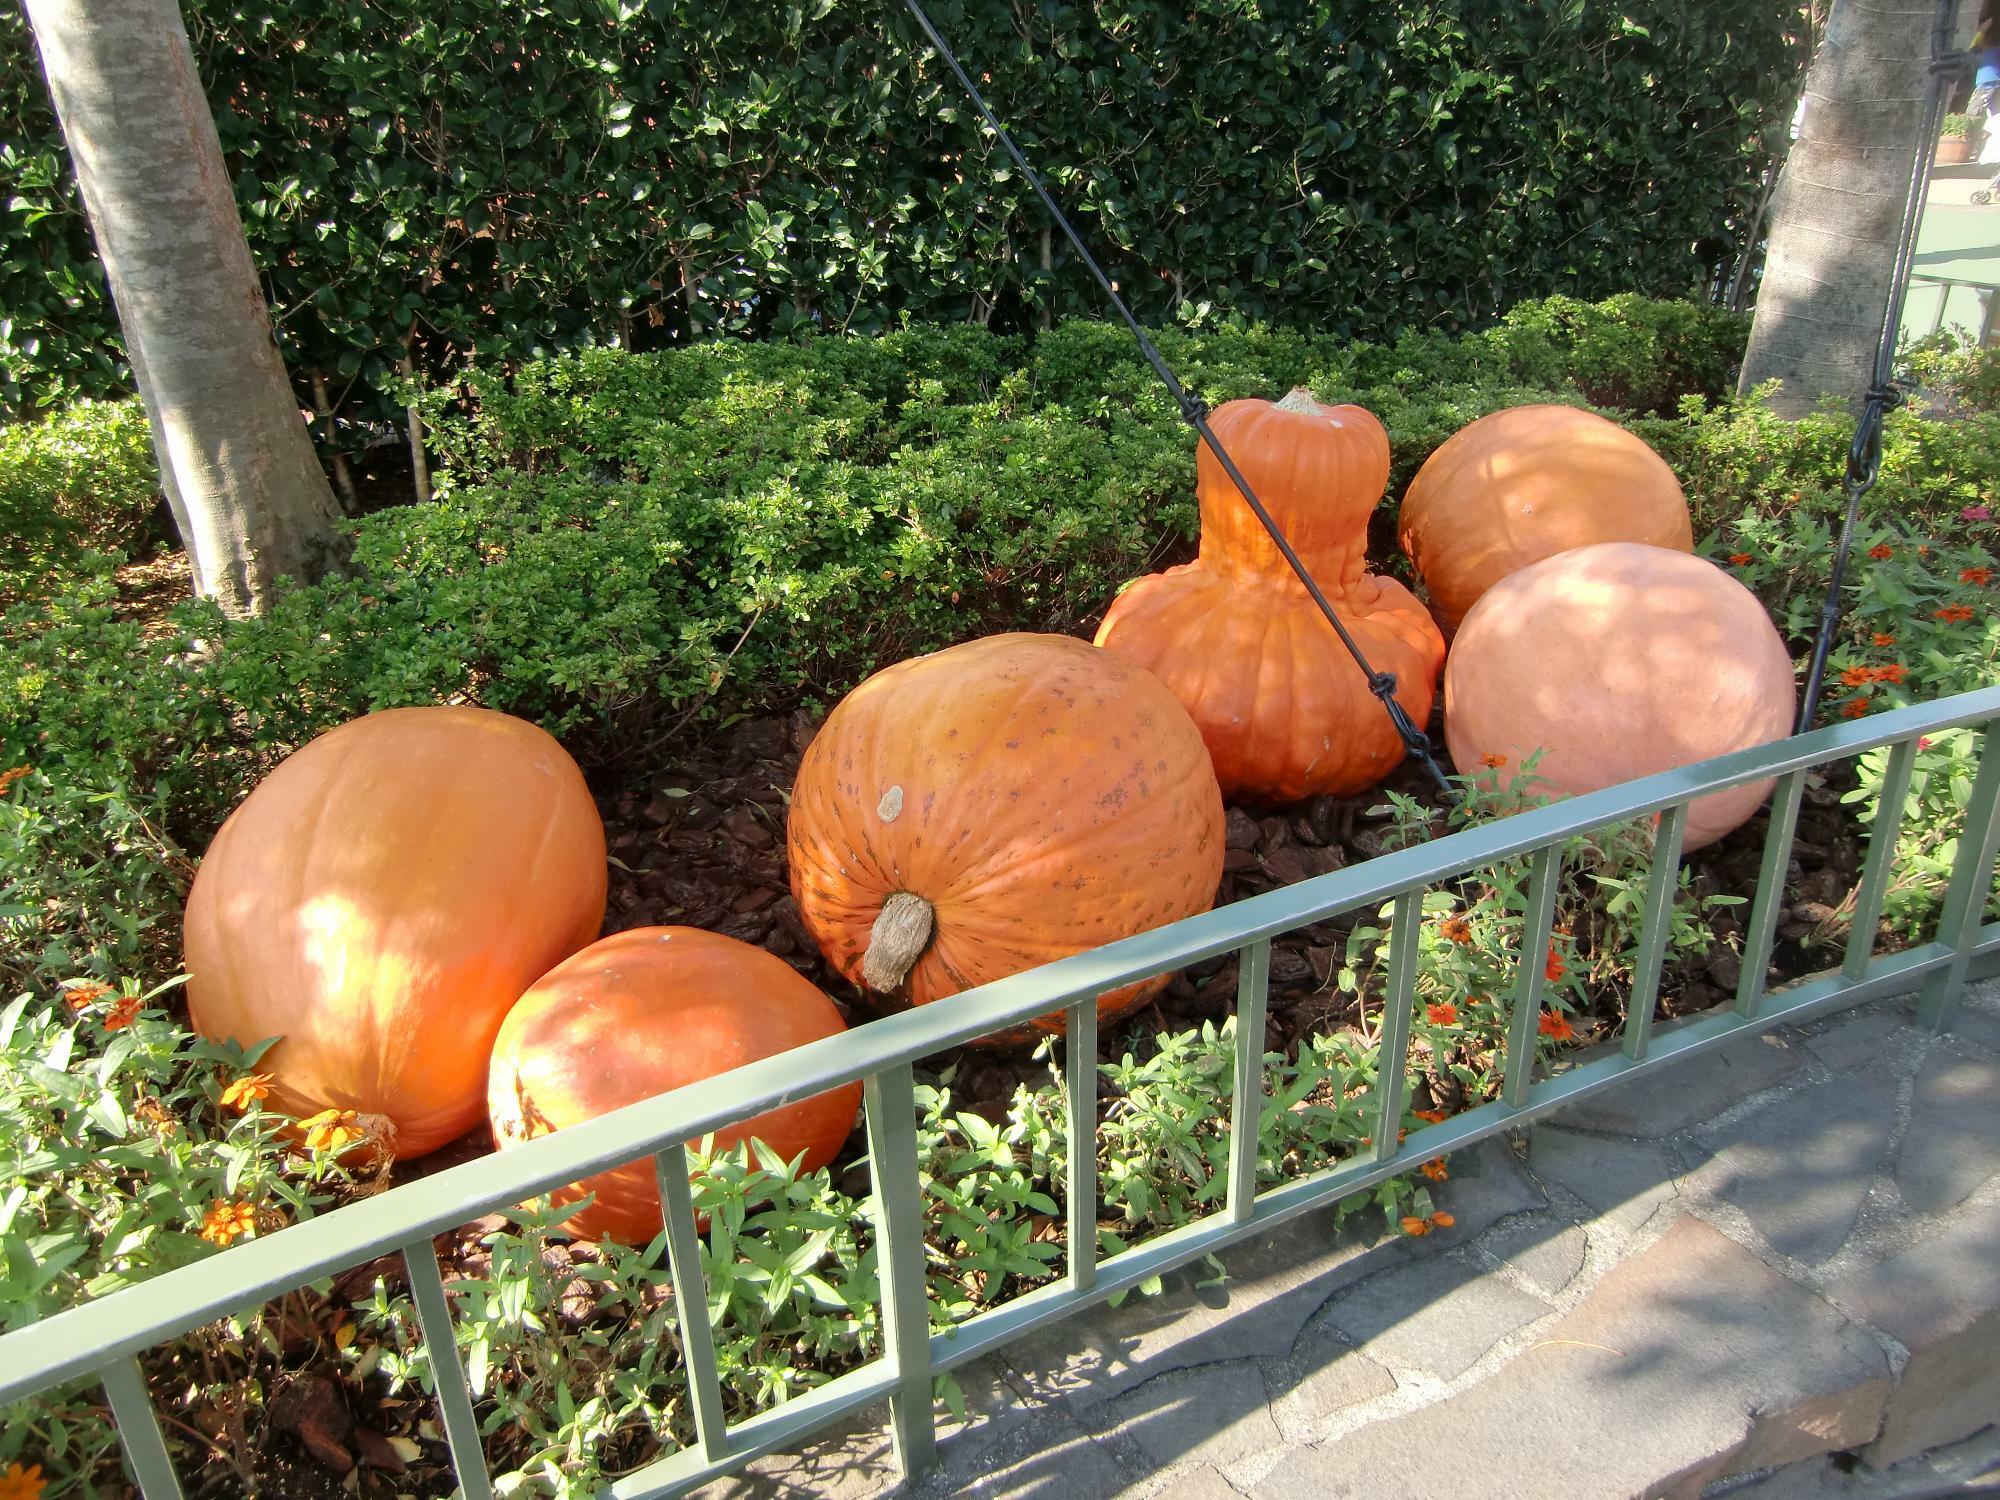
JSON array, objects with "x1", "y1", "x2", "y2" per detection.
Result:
[
  {"x1": 1623, "y1": 803, "x2": 1687, "y2": 1063},
  {"x1": 1736, "y1": 769, "x2": 1806, "y2": 1019},
  {"x1": 654, "y1": 1144, "x2": 729, "y2": 1462},
  {"x1": 1064, "y1": 998, "x2": 1100, "y2": 1293},
  {"x1": 99, "y1": 1355, "x2": 184, "y2": 1499},
  {"x1": 1503, "y1": 846, "x2": 1560, "y2": 1110},
  {"x1": 864, "y1": 1064, "x2": 937, "y2": 1477},
  {"x1": 1371, "y1": 892, "x2": 1421, "y2": 1163},
  {"x1": 1845, "y1": 738, "x2": 1917, "y2": 980},
  {"x1": 1228, "y1": 939, "x2": 1272, "y2": 1223},
  {"x1": 401, "y1": 1237, "x2": 497, "y2": 1500},
  {"x1": 1917, "y1": 718, "x2": 2000, "y2": 1032}
]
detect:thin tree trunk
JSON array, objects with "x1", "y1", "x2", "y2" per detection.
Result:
[
  {"x1": 309, "y1": 369, "x2": 359, "y2": 514},
  {"x1": 23, "y1": 0, "x2": 344, "y2": 615},
  {"x1": 1737, "y1": 0, "x2": 1940, "y2": 415},
  {"x1": 398, "y1": 345, "x2": 433, "y2": 505}
]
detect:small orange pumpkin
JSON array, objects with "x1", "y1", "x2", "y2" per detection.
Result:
[
  {"x1": 1398, "y1": 404, "x2": 1693, "y2": 636},
  {"x1": 487, "y1": 927, "x2": 861, "y2": 1245},
  {"x1": 1444, "y1": 543, "x2": 1795, "y2": 850},
  {"x1": 185, "y1": 707, "x2": 607, "y2": 1159},
  {"x1": 1094, "y1": 391, "x2": 1445, "y2": 802},
  {"x1": 787, "y1": 632, "x2": 1223, "y2": 1037}
]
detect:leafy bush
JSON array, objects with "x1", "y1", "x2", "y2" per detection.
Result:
[
  {"x1": 1, "y1": 0, "x2": 1807, "y2": 416},
  {"x1": 0, "y1": 399, "x2": 159, "y2": 593}
]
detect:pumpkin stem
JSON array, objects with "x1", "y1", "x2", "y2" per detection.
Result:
[
  {"x1": 1275, "y1": 386, "x2": 1324, "y2": 415},
  {"x1": 861, "y1": 891, "x2": 935, "y2": 993}
]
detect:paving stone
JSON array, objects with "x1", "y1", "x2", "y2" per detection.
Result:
[
  {"x1": 1309, "y1": 1249, "x2": 1553, "y2": 1382},
  {"x1": 909, "y1": 1403, "x2": 1133, "y2": 1500},
  {"x1": 1477, "y1": 1216, "x2": 1589, "y2": 1297},
  {"x1": 1097, "y1": 1360, "x2": 1282, "y2": 1474},
  {"x1": 1528, "y1": 1125, "x2": 1680, "y2": 1236},
  {"x1": 1251, "y1": 1216, "x2": 1890, "y2": 1500},
  {"x1": 1546, "y1": 1028, "x2": 1805, "y2": 1138},
  {"x1": 1000, "y1": 1203, "x2": 1407, "y2": 1411},
  {"x1": 1152, "y1": 1464, "x2": 1245, "y2": 1499},
  {"x1": 1895, "y1": 1051, "x2": 2000, "y2": 1215},
  {"x1": 1826, "y1": 1198, "x2": 2000, "y2": 1467},
  {"x1": 1423, "y1": 1135, "x2": 1546, "y2": 1245},
  {"x1": 1680, "y1": 1071, "x2": 1899, "y2": 1265},
  {"x1": 1265, "y1": 1324, "x2": 1397, "y2": 1442},
  {"x1": 1790, "y1": 999, "x2": 1919, "y2": 1076},
  {"x1": 1951, "y1": 998, "x2": 2000, "y2": 1057}
]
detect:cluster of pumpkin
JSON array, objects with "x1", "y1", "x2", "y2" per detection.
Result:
[{"x1": 181, "y1": 395, "x2": 1793, "y2": 1245}]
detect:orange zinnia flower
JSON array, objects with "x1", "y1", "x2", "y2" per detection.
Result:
[
  {"x1": 1479, "y1": 752, "x2": 1508, "y2": 769},
  {"x1": 1728, "y1": 552, "x2": 1752, "y2": 566},
  {"x1": 1427, "y1": 1002, "x2": 1459, "y2": 1027},
  {"x1": 298, "y1": 1108, "x2": 366, "y2": 1154},
  {"x1": 1872, "y1": 633, "x2": 1896, "y2": 647},
  {"x1": 199, "y1": 1200, "x2": 258, "y2": 1247},
  {"x1": 0, "y1": 766, "x2": 30, "y2": 797},
  {"x1": 1439, "y1": 915, "x2": 1473, "y2": 945},
  {"x1": 1421, "y1": 1160, "x2": 1449, "y2": 1181},
  {"x1": 102, "y1": 996, "x2": 141, "y2": 1032},
  {"x1": 1934, "y1": 604, "x2": 1976, "y2": 623},
  {"x1": 0, "y1": 1462, "x2": 44, "y2": 1500},
  {"x1": 1538, "y1": 1009, "x2": 1575, "y2": 1042},
  {"x1": 1839, "y1": 665, "x2": 1873, "y2": 687},
  {"x1": 62, "y1": 979, "x2": 113, "y2": 1011},
  {"x1": 1431, "y1": 1212, "x2": 1456, "y2": 1229},
  {"x1": 1960, "y1": 566, "x2": 1993, "y2": 586},
  {"x1": 1412, "y1": 1108, "x2": 1449, "y2": 1124},
  {"x1": 1868, "y1": 544, "x2": 1894, "y2": 561},
  {"x1": 1871, "y1": 663, "x2": 1907, "y2": 685},
  {"x1": 1841, "y1": 699, "x2": 1870, "y2": 719},
  {"x1": 1401, "y1": 1216, "x2": 1431, "y2": 1237},
  {"x1": 220, "y1": 1073, "x2": 274, "y2": 1113},
  {"x1": 1544, "y1": 945, "x2": 1565, "y2": 984}
]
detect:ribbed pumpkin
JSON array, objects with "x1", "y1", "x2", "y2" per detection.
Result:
[
  {"x1": 1399, "y1": 404, "x2": 1693, "y2": 636},
  {"x1": 487, "y1": 927, "x2": 860, "y2": 1244},
  {"x1": 787, "y1": 633, "x2": 1224, "y2": 1038},
  {"x1": 1094, "y1": 391, "x2": 1445, "y2": 802},
  {"x1": 1444, "y1": 543, "x2": 1796, "y2": 850},
  {"x1": 185, "y1": 707, "x2": 607, "y2": 1159}
]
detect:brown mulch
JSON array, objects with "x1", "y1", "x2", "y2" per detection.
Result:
[{"x1": 581, "y1": 705, "x2": 1867, "y2": 1121}]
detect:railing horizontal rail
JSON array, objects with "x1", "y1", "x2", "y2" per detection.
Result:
[{"x1": 3, "y1": 682, "x2": 1997, "y2": 1455}]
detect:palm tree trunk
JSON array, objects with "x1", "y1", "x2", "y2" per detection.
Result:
[
  {"x1": 23, "y1": 0, "x2": 345, "y2": 615},
  {"x1": 1738, "y1": 0, "x2": 1942, "y2": 416}
]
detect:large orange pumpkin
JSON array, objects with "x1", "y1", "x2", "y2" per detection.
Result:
[
  {"x1": 487, "y1": 927, "x2": 861, "y2": 1245},
  {"x1": 185, "y1": 707, "x2": 607, "y2": 1158},
  {"x1": 1094, "y1": 391, "x2": 1445, "y2": 802},
  {"x1": 1398, "y1": 404, "x2": 1693, "y2": 636},
  {"x1": 787, "y1": 632, "x2": 1224, "y2": 1037},
  {"x1": 1444, "y1": 543, "x2": 1796, "y2": 850}
]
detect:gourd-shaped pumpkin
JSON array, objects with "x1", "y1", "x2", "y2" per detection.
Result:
[
  {"x1": 1094, "y1": 391, "x2": 1445, "y2": 803},
  {"x1": 185, "y1": 707, "x2": 607, "y2": 1158},
  {"x1": 788, "y1": 632, "x2": 1223, "y2": 1038},
  {"x1": 487, "y1": 927, "x2": 861, "y2": 1244},
  {"x1": 1444, "y1": 543, "x2": 1795, "y2": 850},
  {"x1": 1399, "y1": 404, "x2": 1693, "y2": 636}
]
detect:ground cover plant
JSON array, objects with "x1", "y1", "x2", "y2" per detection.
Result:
[{"x1": 1, "y1": 295, "x2": 1996, "y2": 1497}]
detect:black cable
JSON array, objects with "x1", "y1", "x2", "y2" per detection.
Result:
[
  {"x1": 896, "y1": 0, "x2": 1456, "y2": 799},
  {"x1": 1796, "y1": 2, "x2": 1966, "y2": 731}
]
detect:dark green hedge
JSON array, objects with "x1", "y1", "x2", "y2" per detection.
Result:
[{"x1": 2, "y1": 0, "x2": 1807, "y2": 417}]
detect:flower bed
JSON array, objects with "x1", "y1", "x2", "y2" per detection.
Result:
[{"x1": 2, "y1": 298, "x2": 1997, "y2": 1498}]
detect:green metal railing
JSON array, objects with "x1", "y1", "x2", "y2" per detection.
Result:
[{"x1": 6, "y1": 685, "x2": 1999, "y2": 1498}]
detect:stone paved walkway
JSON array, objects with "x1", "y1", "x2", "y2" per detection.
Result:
[{"x1": 709, "y1": 977, "x2": 2000, "y2": 1499}]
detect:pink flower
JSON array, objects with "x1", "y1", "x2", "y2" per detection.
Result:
[{"x1": 1963, "y1": 505, "x2": 1992, "y2": 522}]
